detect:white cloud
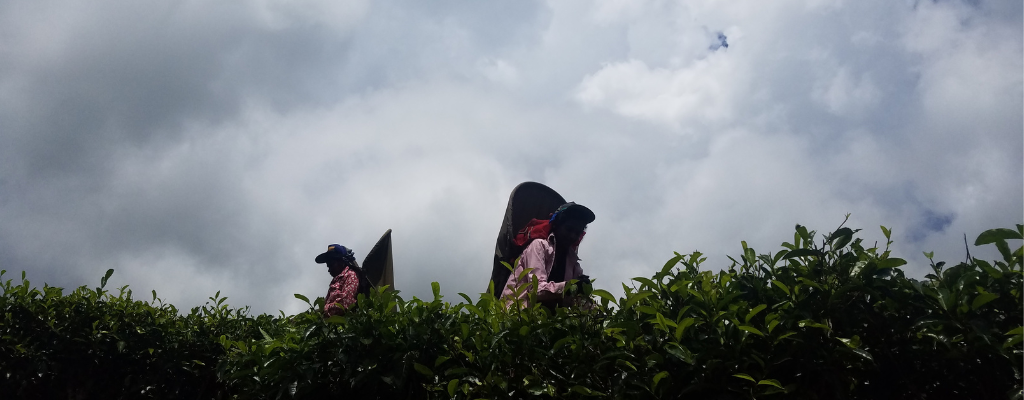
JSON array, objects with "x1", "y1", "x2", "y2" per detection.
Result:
[
  {"x1": 0, "y1": 0, "x2": 1019, "y2": 314},
  {"x1": 812, "y1": 68, "x2": 881, "y2": 117},
  {"x1": 477, "y1": 58, "x2": 521, "y2": 86},
  {"x1": 589, "y1": 0, "x2": 659, "y2": 25},
  {"x1": 576, "y1": 55, "x2": 739, "y2": 127}
]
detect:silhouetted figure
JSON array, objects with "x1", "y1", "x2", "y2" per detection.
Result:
[{"x1": 316, "y1": 244, "x2": 369, "y2": 317}]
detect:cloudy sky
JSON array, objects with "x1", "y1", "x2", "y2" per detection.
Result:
[{"x1": 1, "y1": 0, "x2": 1020, "y2": 315}]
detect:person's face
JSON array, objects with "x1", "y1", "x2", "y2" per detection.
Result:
[
  {"x1": 555, "y1": 221, "x2": 587, "y2": 244},
  {"x1": 327, "y1": 260, "x2": 345, "y2": 277}
]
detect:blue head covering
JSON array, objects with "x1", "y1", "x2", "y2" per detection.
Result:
[{"x1": 315, "y1": 244, "x2": 357, "y2": 266}]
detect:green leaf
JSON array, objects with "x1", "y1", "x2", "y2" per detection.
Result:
[
  {"x1": 447, "y1": 379, "x2": 459, "y2": 397},
  {"x1": 591, "y1": 289, "x2": 618, "y2": 307},
  {"x1": 552, "y1": 337, "x2": 574, "y2": 353},
  {"x1": 971, "y1": 293, "x2": 999, "y2": 310},
  {"x1": 732, "y1": 373, "x2": 755, "y2": 383},
  {"x1": 444, "y1": 367, "x2": 470, "y2": 377},
  {"x1": 936, "y1": 287, "x2": 952, "y2": 311},
  {"x1": 570, "y1": 385, "x2": 604, "y2": 397},
  {"x1": 743, "y1": 243, "x2": 756, "y2": 266},
  {"x1": 798, "y1": 320, "x2": 830, "y2": 332},
  {"x1": 1004, "y1": 327, "x2": 1024, "y2": 348},
  {"x1": 877, "y1": 258, "x2": 907, "y2": 269},
  {"x1": 462, "y1": 304, "x2": 485, "y2": 318},
  {"x1": 413, "y1": 363, "x2": 433, "y2": 377},
  {"x1": 774, "y1": 332, "x2": 797, "y2": 343},
  {"x1": 912, "y1": 318, "x2": 944, "y2": 330},
  {"x1": 458, "y1": 292, "x2": 473, "y2": 304},
  {"x1": 657, "y1": 312, "x2": 677, "y2": 328},
  {"x1": 784, "y1": 248, "x2": 818, "y2": 259},
  {"x1": 652, "y1": 371, "x2": 670, "y2": 388},
  {"x1": 739, "y1": 326, "x2": 765, "y2": 336},
  {"x1": 758, "y1": 379, "x2": 784, "y2": 389},
  {"x1": 772, "y1": 251, "x2": 788, "y2": 265},
  {"x1": 975, "y1": 228, "x2": 1023, "y2": 245},
  {"x1": 995, "y1": 240, "x2": 1014, "y2": 263},
  {"x1": 431, "y1": 282, "x2": 441, "y2": 300},
  {"x1": 881, "y1": 225, "x2": 891, "y2": 241},
  {"x1": 796, "y1": 277, "x2": 822, "y2": 289},
  {"x1": 674, "y1": 317, "x2": 696, "y2": 341},
  {"x1": 745, "y1": 304, "x2": 767, "y2": 323},
  {"x1": 633, "y1": 277, "x2": 658, "y2": 290},
  {"x1": 661, "y1": 254, "x2": 683, "y2": 275},
  {"x1": 294, "y1": 293, "x2": 310, "y2": 305},
  {"x1": 976, "y1": 259, "x2": 1003, "y2": 279},
  {"x1": 637, "y1": 305, "x2": 658, "y2": 315},
  {"x1": 796, "y1": 224, "x2": 810, "y2": 242},
  {"x1": 837, "y1": 336, "x2": 861, "y2": 348},
  {"x1": 771, "y1": 280, "x2": 791, "y2": 296},
  {"x1": 622, "y1": 292, "x2": 653, "y2": 310},
  {"x1": 850, "y1": 348, "x2": 874, "y2": 362},
  {"x1": 100, "y1": 269, "x2": 114, "y2": 289},
  {"x1": 830, "y1": 227, "x2": 854, "y2": 249},
  {"x1": 664, "y1": 343, "x2": 695, "y2": 364}
]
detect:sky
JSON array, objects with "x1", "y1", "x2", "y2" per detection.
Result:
[{"x1": 1, "y1": 0, "x2": 1021, "y2": 315}]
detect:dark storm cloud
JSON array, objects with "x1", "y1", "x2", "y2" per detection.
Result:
[
  {"x1": 0, "y1": 1, "x2": 366, "y2": 304},
  {"x1": 0, "y1": 2, "x2": 365, "y2": 180}
]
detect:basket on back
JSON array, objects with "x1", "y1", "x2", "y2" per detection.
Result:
[{"x1": 362, "y1": 229, "x2": 395, "y2": 291}]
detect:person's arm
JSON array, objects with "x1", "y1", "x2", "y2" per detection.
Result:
[{"x1": 518, "y1": 240, "x2": 565, "y2": 302}]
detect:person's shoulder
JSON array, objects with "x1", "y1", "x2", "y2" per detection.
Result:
[
  {"x1": 524, "y1": 236, "x2": 554, "y2": 253},
  {"x1": 340, "y1": 267, "x2": 359, "y2": 279}
]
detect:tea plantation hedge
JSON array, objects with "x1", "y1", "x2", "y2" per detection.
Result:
[{"x1": 2, "y1": 222, "x2": 1021, "y2": 399}]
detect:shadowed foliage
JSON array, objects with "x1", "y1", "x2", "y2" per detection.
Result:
[{"x1": 2, "y1": 221, "x2": 1021, "y2": 399}]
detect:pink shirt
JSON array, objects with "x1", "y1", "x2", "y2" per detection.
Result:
[
  {"x1": 501, "y1": 233, "x2": 584, "y2": 308},
  {"x1": 324, "y1": 267, "x2": 359, "y2": 317}
]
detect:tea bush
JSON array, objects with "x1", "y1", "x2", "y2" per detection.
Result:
[{"x1": 2, "y1": 222, "x2": 1021, "y2": 399}]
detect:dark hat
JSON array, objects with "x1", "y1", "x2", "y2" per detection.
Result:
[
  {"x1": 315, "y1": 244, "x2": 356, "y2": 264},
  {"x1": 550, "y1": 202, "x2": 596, "y2": 226}
]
